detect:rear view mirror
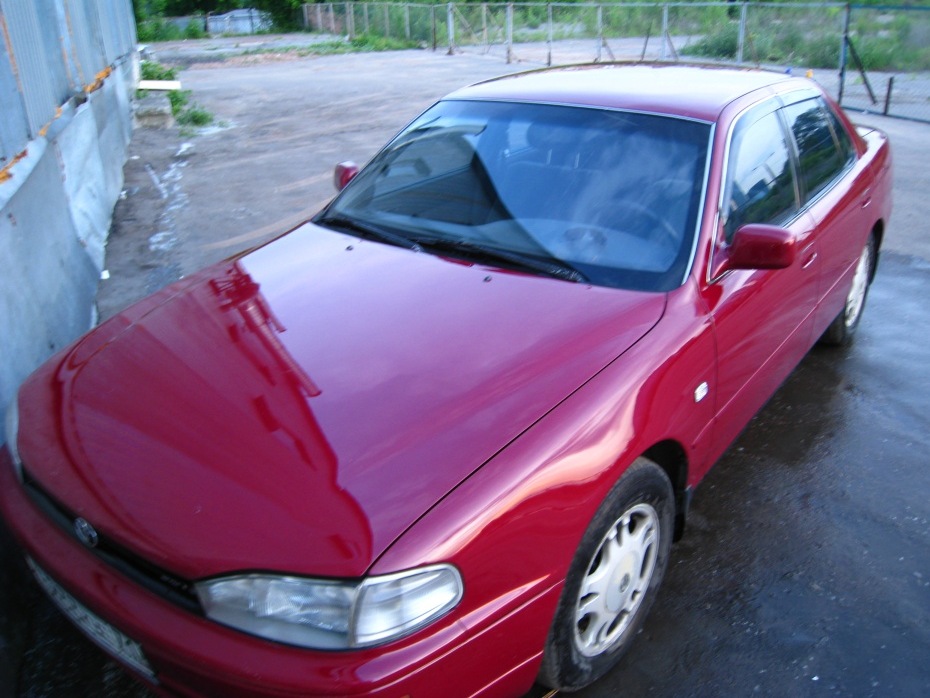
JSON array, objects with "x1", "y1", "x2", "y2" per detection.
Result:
[
  {"x1": 334, "y1": 161, "x2": 359, "y2": 191},
  {"x1": 725, "y1": 223, "x2": 796, "y2": 271}
]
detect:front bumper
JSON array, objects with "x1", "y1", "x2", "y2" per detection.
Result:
[{"x1": 0, "y1": 447, "x2": 555, "y2": 697}]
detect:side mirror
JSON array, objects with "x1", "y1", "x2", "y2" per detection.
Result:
[
  {"x1": 725, "y1": 223, "x2": 796, "y2": 271},
  {"x1": 333, "y1": 161, "x2": 359, "y2": 191}
]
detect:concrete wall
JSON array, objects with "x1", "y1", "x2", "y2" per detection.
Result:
[{"x1": 0, "y1": 1, "x2": 137, "y2": 437}]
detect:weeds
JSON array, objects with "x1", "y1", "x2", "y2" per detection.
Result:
[
  {"x1": 140, "y1": 61, "x2": 178, "y2": 82},
  {"x1": 137, "y1": 17, "x2": 206, "y2": 42},
  {"x1": 238, "y1": 34, "x2": 420, "y2": 58},
  {"x1": 138, "y1": 61, "x2": 214, "y2": 129},
  {"x1": 137, "y1": 19, "x2": 182, "y2": 43},
  {"x1": 685, "y1": 10, "x2": 930, "y2": 71},
  {"x1": 168, "y1": 90, "x2": 214, "y2": 127},
  {"x1": 684, "y1": 22, "x2": 843, "y2": 69}
]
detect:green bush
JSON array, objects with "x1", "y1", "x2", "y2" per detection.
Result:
[
  {"x1": 140, "y1": 60, "x2": 178, "y2": 82},
  {"x1": 686, "y1": 22, "x2": 738, "y2": 59},
  {"x1": 137, "y1": 18, "x2": 183, "y2": 42},
  {"x1": 169, "y1": 90, "x2": 214, "y2": 127},
  {"x1": 799, "y1": 35, "x2": 842, "y2": 69},
  {"x1": 183, "y1": 18, "x2": 207, "y2": 40},
  {"x1": 167, "y1": 89, "x2": 191, "y2": 114},
  {"x1": 686, "y1": 23, "x2": 842, "y2": 69},
  {"x1": 177, "y1": 105, "x2": 213, "y2": 127}
]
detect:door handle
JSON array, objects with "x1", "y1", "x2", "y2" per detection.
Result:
[{"x1": 800, "y1": 241, "x2": 817, "y2": 270}]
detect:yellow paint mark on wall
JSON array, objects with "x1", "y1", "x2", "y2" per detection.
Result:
[
  {"x1": 85, "y1": 66, "x2": 113, "y2": 94},
  {"x1": 0, "y1": 150, "x2": 29, "y2": 185}
]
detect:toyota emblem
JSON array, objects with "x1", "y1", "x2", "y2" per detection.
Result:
[{"x1": 73, "y1": 517, "x2": 99, "y2": 548}]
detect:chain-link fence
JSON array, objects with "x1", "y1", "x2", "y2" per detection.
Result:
[
  {"x1": 302, "y1": 2, "x2": 930, "y2": 124},
  {"x1": 840, "y1": 5, "x2": 930, "y2": 122}
]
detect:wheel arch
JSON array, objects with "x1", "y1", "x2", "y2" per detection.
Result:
[
  {"x1": 640, "y1": 439, "x2": 690, "y2": 541},
  {"x1": 869, "y1": 219, "x2": 884, "y2": 282}
]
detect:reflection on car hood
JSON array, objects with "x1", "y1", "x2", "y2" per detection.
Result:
[{"x1": 27, "y1": 223, "x2": 665, "y2": 579}]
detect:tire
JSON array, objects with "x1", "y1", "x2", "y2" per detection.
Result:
[
  {"x1": 538, "y1": 458, "x2": 674, "y2": 691},
  {"x1": 820, "y1": 232, "x2": 876, "y2": 347}
]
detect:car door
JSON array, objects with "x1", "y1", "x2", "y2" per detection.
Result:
[
  {"x1": 702, "y1": 100, "x2": 819, "y2": 458},
  {"x1": 779, "y1": 95, "x2": 869, "y2": 336}
]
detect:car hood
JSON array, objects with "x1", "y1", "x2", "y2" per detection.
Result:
[{"x1": 25, "y1": 223, "x2": 665, "y2": 579}]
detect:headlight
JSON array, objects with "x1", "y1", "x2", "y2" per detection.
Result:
[
  {"x1": 196, "y1": 564, "x2": 463, "y2": 649},
  {"x1": 4, "y1": 395, "x2": 22, "y2": 481}
]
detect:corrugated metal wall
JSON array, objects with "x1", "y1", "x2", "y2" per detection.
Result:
[
  {"x1": 0, "y1": 0, "x2": 136, "y2": 165},
  {"x1": 0, "y1": 0, "x2": 137, "y2": 437}
]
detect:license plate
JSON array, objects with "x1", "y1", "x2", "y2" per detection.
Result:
[{"x1": 27, "y1": 558, "x2": 156, "y2": 680}]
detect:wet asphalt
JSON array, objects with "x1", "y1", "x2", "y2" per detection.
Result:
[{"x1": 1, "y1": 43, "x2": 929, "y2": 698}]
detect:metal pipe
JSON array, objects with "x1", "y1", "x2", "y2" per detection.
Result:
[
  {"x1": 737, "y1": 3, "x2": 747, "y2": 64},
  {"x1": 661, "y1": 4, "x2": 669, "y2": 61},
  {"x1": 506, "y1": 3, "x2": 514, "y2": 64},
  {"x1": 447, "y1": 3, "x2": 455, "y2": 55},
  {"x1": 547, "y1": 3, "x2": 553, "y2": 67}
]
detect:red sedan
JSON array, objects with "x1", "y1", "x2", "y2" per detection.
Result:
[{"x1": 1, "y1": 63, "x2": 891, "y2": 696}]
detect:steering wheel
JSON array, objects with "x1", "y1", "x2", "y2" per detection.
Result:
[{"x1": 603, "y1": 200, "x2": 681, "y2": 253}]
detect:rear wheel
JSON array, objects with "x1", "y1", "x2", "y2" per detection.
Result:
[
  {"x1": 539, "y1": 458, "x2": 674, "y2": 691},
  {"x1": 820, "y1": 233, "x2": 876, "y2": 347}
]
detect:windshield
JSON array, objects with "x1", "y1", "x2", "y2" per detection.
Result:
[{"x1": 319, "y1": 100, "x2": 711, "y2": 292}]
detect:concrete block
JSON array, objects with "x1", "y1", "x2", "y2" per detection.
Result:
[{"x1": 134, "y1": 91, "x2": 175, "y2": 129}]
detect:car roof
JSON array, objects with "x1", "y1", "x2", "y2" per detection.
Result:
[{"x1": 446, "y1": 62, "x2": 807, "y2": 122}]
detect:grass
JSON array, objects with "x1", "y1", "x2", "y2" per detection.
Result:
[
  {"x1": 137, "y1": 18, "x2": 207, "y2": 43},
  {"x1": 140, "y1": 61, "x2": 178, "y2": 82},
  {"x1": 239, "y1": 34, "x2": 421, "y2": 58},
  {"x1": 684, "y1": 22, "x2": 844, "y2": 69},
  {"x1": 167, "y1": 90, "x2": 214, "y2": 127},
  {"x1": 139, "y1": 61, "x2": 214, "y2": 128},
  {"x1": 684, "y1": 11, "x2": 930, "y2": 71}
]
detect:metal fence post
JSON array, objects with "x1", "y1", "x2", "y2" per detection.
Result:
[
  {"x1": 363, "y1": 3, "x2": 370, "y2": 34},
  {"x1": 883, "y1": 76, "x2": 895, "y2": 115},
  {"x1": 329, "y1": 3, "x2": 336, "y2": 34},
  {"x1": 384, "y1": 4, "x2": 390, "y2": 37},
  {"x1": 447, "y1": 3, "x2": 455, "y2": 55},
  {"x1": 346, "y1": 3, "x2": 355, "y2": 39},
  {"x1": 431, "y1": 5, "x2": 437, "y2": 51},
  {"x1": 737, "y1": 3, "x2": 747, "y2": 63},
  {"x1": 547, "y1": 3, "x2": 553, "y2": 67},
  {"x1": 506, "y1": 3, "x2": 514, "y2": 64},
  {"x1": 482, "y1": 3, "x2": 488, "y2": 47},
  {"x1": 596, "y1": 5, "x2": 603, "y2": 62},
  {"x1": 661, "y1": 3, "x2": 669, "y2": 61},
  {"x1": 405, "y1": 4, "x2": 411, "y2": 39},
  {"x1": 838, "y1": 2, "x2": 851, "y2": 103}
]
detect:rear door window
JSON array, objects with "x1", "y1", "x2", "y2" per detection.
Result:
[{"x1": 782, "y1": 98, "x2": 852, "y2": 203}]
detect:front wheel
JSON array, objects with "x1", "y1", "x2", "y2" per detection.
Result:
[
  {"x1": 820, "y1": 232, "x2": 876, "y2": 347},
  {"x1": 538, "y1": 458, "x2": 674, "y2": 691}
]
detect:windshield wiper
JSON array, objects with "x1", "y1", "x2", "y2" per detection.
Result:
[
  {"x1": 413, "y1": 237, "x2": 587, "y2": 283},
  {"x1": 316, "y1": 214, "x2": 422, "y2": 252}
]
